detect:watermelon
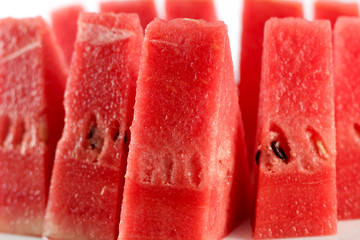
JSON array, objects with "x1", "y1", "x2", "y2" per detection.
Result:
[
  {"x1": 314, "y1": 1, "x2": 359, "y2": 27},
  {"x1": 239, "y1": 0, "x2": 303, "y2": 169},
  {"x1": 165, "y1": 0, "x2": 217, "y2": 21},
  {"x1": 51, "y1": 4, "x2": 84, "y2": 66},
  {"x1": 0, "y1": 17, "x2": 67, "y2": 235},
  {"x1": 100, "y1": 0, "x2": 157, "y2": 31},
  {"x1": 44, "y1": 12, "x2": 143, "y2": 240},
  {"x1": 254, "y1": 18, "x2": 336, "y2": 238},
  {"x1": 334, "y1": 17, "x2": 360, "y2": 220},
  {"x1": 118, "y1": 18, "x2": 249, "y2": 240}
]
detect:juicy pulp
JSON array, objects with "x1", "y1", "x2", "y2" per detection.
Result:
[
  {"x1": 0, "y1": 17, "x2": 67, "y2": 236},
  {"x1": 166, "y1": 0, "x2": 217, "y2": 21},
  {"x1": 254, "y1": 18, "x2": 337, "y2": 239},
  {"x1": 118, "y1": 18, "x2": 249, "y2": 240},
  {"x1": 314, "y1": 1, "x2": 359, "y2": 28},
  {"x1": 51, "y1": 5, "x2": 84, "y2": 66},
  {"x1": 100, "y1": 0, "x2": 157, "y2": 31},
  {"x1": 334, "y1": 17, "x2": 360, "y2": 220},
  {"x1": 44, "y1": 12, "x2": 143, "y2": 240},
  {"x1": 239, "y1": 0, "x2": 303, "y2": 170}
]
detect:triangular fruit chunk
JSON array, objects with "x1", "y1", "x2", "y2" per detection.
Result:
[
  {"x1": 334, "y1": 17, "x2": 360, "y2": 220},
  {"x1": 254, "y1": 18, "x2": 337, "y2": 238},
  {"x1": 44, "y1": 12, "x2": 143, "y2": 240},
  {"x1": 118, "y1": 18, "x2": 249, "y2": 240},
  {"x1": 0, "y1": 17, "x2": 67, "y2": 236}
]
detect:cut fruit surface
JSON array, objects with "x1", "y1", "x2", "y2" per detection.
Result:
[
  {"x1": 118, "y1": 18, "x2": 249, "y2": 240},
  {"x1": 334, "y1": 17, "x2": 360, "y2": 220},
  {"x1": 0, "y1": 17, "x2": 67, "y2": 236},
  {"x1": 44, "y1": 12, "x2": 143, "y2": 240},
  {"x1": 254, "y1": 18, "x2": 336, "y2": 239},
  {"x1": 239, "y1": 0, "x2": 303, "y2": 170}
]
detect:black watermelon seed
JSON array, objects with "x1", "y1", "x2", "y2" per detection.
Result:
[
  {"x1": 255, "y1": 150, "x2": 261, "y2": 165},
  {"x1": 88, "y1": 126, "x2": 95, "y2": 139},
  {"x1": 90, "y1": 143, "x2": 95, "y2": 149},
  {"x1": 124, "y1": 131, "x2": 128, "y2": 144},
  {"x1": 271, "y1": 141, "x2": 288, "y2": 163}
]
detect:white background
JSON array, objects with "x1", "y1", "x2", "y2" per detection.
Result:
[{"x1": 0, "y1": 0, "x2": 360, "y2": 239}]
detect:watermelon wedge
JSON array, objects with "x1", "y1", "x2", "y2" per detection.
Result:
[
  {"x1": 118, "y1": 18, "x2": 249, "y2": 240},
  {"x1": 334, "y1": 17, "x2": 360, "y2": 220},
  {"x1": 314, "y1": 1, "x2": 359, "y2": 27},
  {"x1": 100, "y1": 0, "x2": 157, "y2": 31},
  {"x1": 44, "y1": 12, "x2": 143, "y2": 240},
  {"x1": 51, "y1": 4, "x2": 84, "y2": 66},
  {"x1": 239, "y1": 0, "x2": 303, "y2": 169},
  {"x1": 165, "y1": 0, "x2": 217, "y2": 21},
  {"x1": 254, "y1": 18, "x2": 336, "y2": 238},
  {"x1": 0, "y1": 17, "x2": 67, "y2": 236}
]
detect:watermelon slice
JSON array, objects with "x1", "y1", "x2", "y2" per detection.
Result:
[
  {"x1": 314, "y1": 1, "x2": 359, "y2": 27},
  {"x1": 44, "y1": 12, "x2": 143, "y2": 240},
  {"x1": 118, "y1": 18, "x2": 249, "y2": 240},
  {"x1": 334, "y1": 17, "x2": 360, "y2": 220},
  {"x1": 100, "y1": 0, "x2": 157, "y2": 31},
  {"x1": 51, "y1": 4, "x2": 84, "y2": 66},
  {"x1": 254, "y1": 18, "x2": 336, "y2": 238},
  {"x1": 239, "y1": 0, "x2": 303, "y2": 169},
  {"x1": 0, "y1": 17, "x2": 67, "y2": 236},
  {"x1": 165, "y1": 0, "x2": 217, "y2": 21}
]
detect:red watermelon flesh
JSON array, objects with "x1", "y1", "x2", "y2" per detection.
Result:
[
  {"x1": 165, "y1": 0, "x2": 217, "y2": 21},
  {"x1": 51, "y1": 4, "x2": 84, "y2": 66},
  {"x1": 100, "y1": 0, "x2": 157, "y2": 31},
  {"x1": 254, "y1": 18, "x2": 336, "y2": 238},
  {"x1": 118, "y1": 18, "x2": 249, "y2": 240},
  {"x1": 44, "y1": 12, "x2": 143, "y2": 240},
  {"x1": 334, "y1": 17, "x2": 360, "y2": 220},
  {"x1": 314, "y1": 1, "x2": 359, "y2": 28},
  {"x1": 0, "y1": 17, "x2": 67, "y2": 236},
  {"x1": 239, "y1": 0, "x2": 303, "y2": 170}
]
